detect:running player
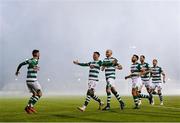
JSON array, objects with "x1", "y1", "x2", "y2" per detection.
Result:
[
  {"x1": 102, "y1": 49, "x2": 125, "y2": 110},
  {"x1": 15, "y1": 50, "x2": 41, "y2": 114},
  {"x1": 150, "y1": 59, "x2": 166, "y2": 105},
  {"x1": 125, "y1": 54, "x2": 152, "y2": 109},
  {"x1": 139, "y1": 55, "x2": 152, "y2": 105},
  {"x1": 73, "y1": 52, "x2": 104, "y2": 112}
]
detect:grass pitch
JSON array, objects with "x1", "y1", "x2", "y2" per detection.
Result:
[{"x1": 0, "y1": 96, "x2": 180, "y2": 122}]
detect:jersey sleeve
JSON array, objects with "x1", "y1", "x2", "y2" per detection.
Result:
[
  {"x1": 102, "y1": 60, "x2": 113, "y2": 67},
  {"x1": 112, "y1": 58, "x2": 119, "y2": 66},
  {"x1": 138, "y1": 64, "x2": 142, "y2": 71},
  {"x1": 146, "y1": 63, "x2": 150, "y2": 70},
  {"x1": 16, "y1": 59, "x2": 30, "y2": 72},
  {"x1": 159, "y1": 67, "x2": 163, "y2": 73},
  {"x1": 78, "y1": 62, "x2": 90, "y2": 67},
  {"x1": 98, "y1": 60, "x2": 103, "y2": 66}
]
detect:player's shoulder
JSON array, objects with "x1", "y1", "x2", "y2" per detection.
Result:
[
  {"x1": 137, "y1": 63, "x2": 142, "y2": 68},
  {"x1": 145, "y1": 62, "x2": 150, "y2": 67},
  {"x1": 157, "y1": 66, "x2": 162, "y2": 69},
  {"x1": 137, "y1": 62, "x2": 141, "y2": 66},
  {"x1": 145, "y1": 62, "x2": 149, "y2": 65},
  {"x1": 110, "y1": 57, "x2": 117, "y2": 60},
  {"x1": 25, "y1": 58, "x2": 33, "y2": 63},
  {"x1": 98, "y1": 60, "x2": 102, "y2": 63}
]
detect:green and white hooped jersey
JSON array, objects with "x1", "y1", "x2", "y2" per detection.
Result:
[
  {"x1": 78, "y1": 60, "x2": 102, "y2": 81},
  {"x1": 25, "y1": 58, "x2": 39, "y2": 82},
  {"x1": 103, "y1": 57, "x2": 117, "y2": 80},
  {"x1": 130, "y1": 63, "x2": 141, "y2": 79},
  {"x1": 140, "y1": 62, "x2": 150, "y2": 81},
  {"x1": 151, "y1": 66, "x2": 163, "y2": 83}
]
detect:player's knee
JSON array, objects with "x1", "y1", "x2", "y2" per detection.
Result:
[
  {"x1": 111, "y1": 88, "x2": 117, "y2": 95},
  {"x1": 132, "y1": 92, "x2": 136, "y2": 96},
  {"x1": 32, "y1": 93, "x2": 36, "y2": 97},
  {"x1": 132, "y1": 89, "x2": 136, "y2": 96},
  {"x1": 106, "y1": 89, "x2": 111, "y2": 93},
  {"x1": 89, "y1": 89, "x2": 94, "y2": 96},
  {"x1": 158, "y1": 90, "x2": 162, "y2": 95}
]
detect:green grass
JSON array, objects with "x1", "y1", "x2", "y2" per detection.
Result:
[{"x1": 0, "y1": 96, "x2": 180, "y2": 122}]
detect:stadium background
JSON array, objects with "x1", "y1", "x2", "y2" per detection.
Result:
[{"x1": 0, "y1": 0, "x2": 180, "y2": 96}]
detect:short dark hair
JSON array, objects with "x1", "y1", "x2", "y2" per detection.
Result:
[
  {"x1": 141, "y1": 55, "x2": 145, "y2": 59},
  {"x1": 32, "y1": 49, "x2": 39, "y2": 56},
  {"x1": 153, "y1": 59, "x2": 158, "y2": 62},
  {"x1": 94, "y1": 52, "x2": 100, "y2": 57},
  {"x1": 133, "y1": 54, "x2": 139, "y2": 60}
]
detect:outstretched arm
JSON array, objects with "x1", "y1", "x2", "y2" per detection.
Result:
[
  {"x1": 15, "y1": 60, "x2": 29, "y2": 76},
  {"x1": 125, "y1": 71, "x2": 143, "y2": 80},
  {"x1": 125, "y1": 74, "x2": 132, "y2": 80},
  {"x1": 73, "y1": 60, "x2": 90, "y2": 67}
]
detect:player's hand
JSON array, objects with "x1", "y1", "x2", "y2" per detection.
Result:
[
  {"x1": 148, "y1": 68, "x2": 153, "y2": 73},
  {"x1": 90, "y1": 64, "x2": 95, "y2": 69},
  {"x1": 15, "y1": 71, "x2": 20, "y2": 76},
  {"x1": 116, "y1": 65, "x2": 122, "y2": 70},
  {"x1": 101, "y1": 66, "x2": 105, "y2": 71},
  {"x1": 73, "y1": 60, "x2": 79, "y2": 65},
  {"x1": 125, "y1": 76, "x2": 128, "y2": 80},
  {"x1": 34, "y1": 66, "x2": 40, "y2": 71}
]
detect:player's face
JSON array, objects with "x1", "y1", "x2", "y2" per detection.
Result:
[
  {"x1": 140, "y1": 56, "x2": 145, "y2": 63},
  {"x1": 106, "y1": 50, "x2": 112, "y2": 58},
  {"x1": 34, "y1": 52, "x2": 40, "y2": 59},
  {"x1": 93, "y1": 53, "x2": 99, "y2": 60},
  {"x1": 131, "y1": 56, "x2": 137, "y2": 63},
  {"x1": 153, "y1": 60, "x2": 157, "y2": 66}
]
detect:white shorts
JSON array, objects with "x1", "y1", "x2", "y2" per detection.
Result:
[
  {"x1": 151, "y1": 83, "x2": 162, "y2": 90},
  {"x1": 142, "y1": 80, "x2": 151, "y2": 88},
  {"x1": 106, "y1": 78, "x2": 115, "y2": 87},
  {"x1": 26, "y1": 81, "x2": 42, "y2": 93},
  {"x1": 132, "y1": 77, "x2": 142, "y2": 90},
  {"x1": 88, "y1": 80, "x2": 98, "y2": 90}
]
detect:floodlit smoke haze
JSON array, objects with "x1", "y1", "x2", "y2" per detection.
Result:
[{"x1": 0, "y1": 0, "x2": 180, "y2": 96}]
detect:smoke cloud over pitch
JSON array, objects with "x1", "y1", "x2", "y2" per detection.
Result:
[{"x1": 0, "y1": 0, "x2": 180, "y2": 96}]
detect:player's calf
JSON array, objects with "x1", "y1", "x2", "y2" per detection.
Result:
[
  {"x1": 102, "y1": 91, "x2": 111, "y2": 111},
  {"x1": 111, "y1": 88, "x2": 125, "y2": 110}
]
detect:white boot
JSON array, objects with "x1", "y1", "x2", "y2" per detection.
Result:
[
  {"x1": 77, "y1": 105, "x2": 86, "y2": 112},
  {"x1": 151, "y1": 98, "x2": 155, "y2": 105},
  {"x1": 99, "y1": 101, "x2": 104, "y2": 110}
]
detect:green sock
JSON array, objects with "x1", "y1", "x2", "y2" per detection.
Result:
[
  {"x1": 139, "y1": 94, "x2": 149, "y2": 98},
  {"x1": 84, "y1": 94, "x2": 91, "y2": 106},
  {"x1": 133, "y1": 96, "x2": 139, "y2": 106},
  {"x1": 31, "y1": 96, "x2": 40, "y2": 106}
]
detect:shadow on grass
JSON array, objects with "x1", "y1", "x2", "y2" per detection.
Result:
[{"x1": 51, "y1": 114, "x2": 108, "y2": 122}]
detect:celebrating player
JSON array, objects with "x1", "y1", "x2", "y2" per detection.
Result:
[
  {"x1": 125, "y1": 54, "x2": 152, "y2": 109},
  {"x1": 73, "y1": 52, "x2": 104, "y2": 112},
  {"x1": 150, "y1": 59, "x2": 166, "y2": 105},
  {"x1": 139, "y1": 55, "x2": 152, "y2": 105},
  {"x1": 15, "y1": 50, "x2": 41, "y2": 114},
  {"x1": 102, "y1": 49, "x2": 125, "y2": 110}
]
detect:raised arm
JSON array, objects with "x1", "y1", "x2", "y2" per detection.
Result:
[{"x1": 15, "y1": 60, "x2": 29, "y2": 76}]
